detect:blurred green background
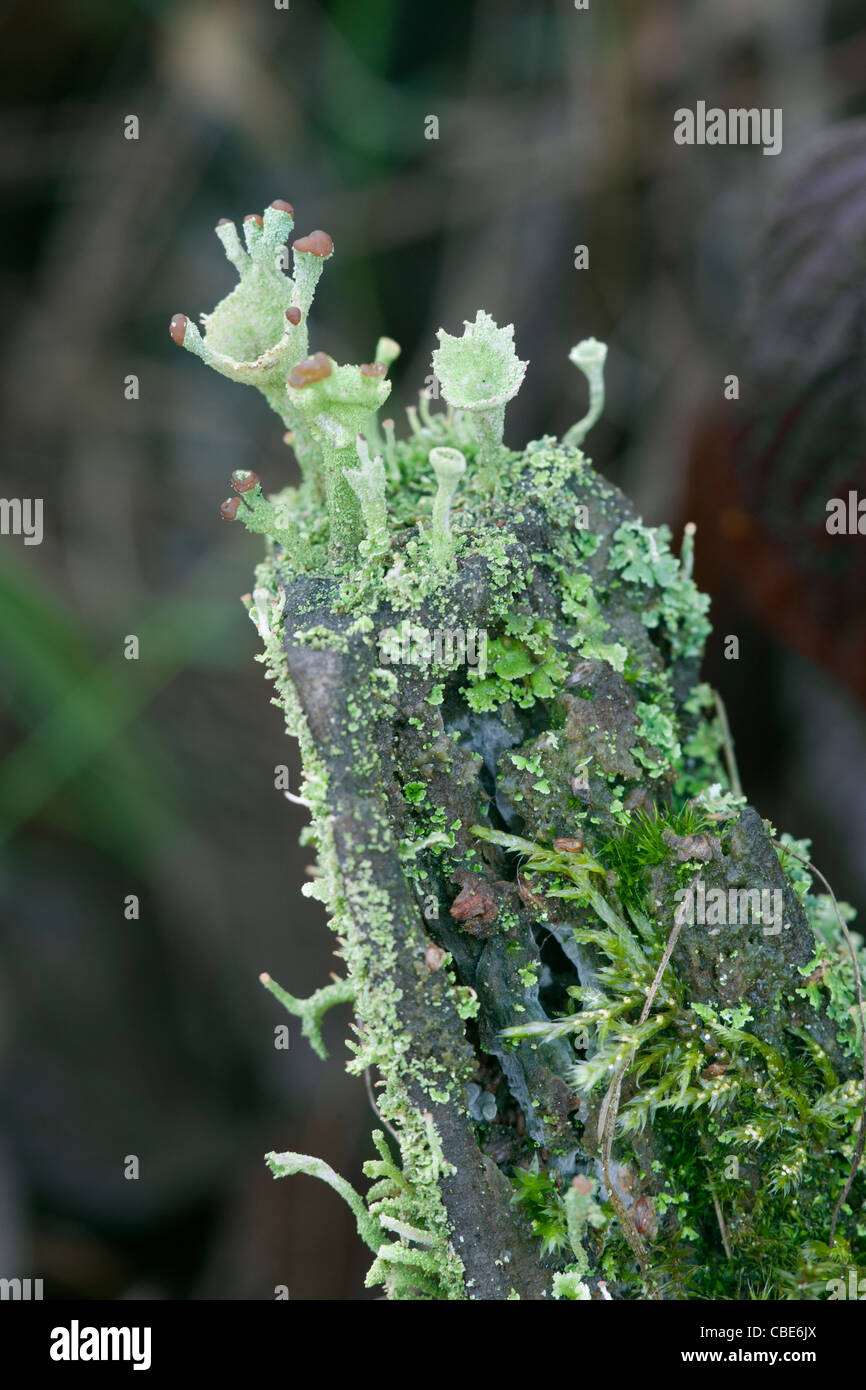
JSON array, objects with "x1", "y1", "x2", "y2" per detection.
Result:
[{"x1": 1, "y1": 0, "x2": 866, "y2": 1299}]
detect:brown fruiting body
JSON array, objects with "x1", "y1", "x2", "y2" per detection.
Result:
[
  {"x1": 293, "y1": 230, "x2": 334, "y2": 258},
  {"x1": 169, "y1": 313, "x2": 187, "y2": 346},
  {"x1": 360, "y1": 361, "x2": 388, "y2": 378},
  {"x1": 288, "y1": 352, "x2": 332, "y2": 389},
  {"x1": 285, "y1": 306, "x2": 302, "y2": 326},
  {"x1": 220, "y1": 498, "x2": 240, "y2": 521},
  {"x1": 231, "y1": 470, "x2": 260, "y2": 494},
  {"x1": 269, "y1": 199, "x2": 294, "y2": 214}
]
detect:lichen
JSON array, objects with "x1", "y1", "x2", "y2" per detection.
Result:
[{"x1": 171, "y1": 200, "x2": 865, "y2": 1302}]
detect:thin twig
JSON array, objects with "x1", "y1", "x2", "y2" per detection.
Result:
[
  {"x1": 365, "y1": 1067, "x2": 400, "y2": 1143},
  {"x1": 713, "y1": 690, "x2": 742, "y2": 797},
  {"x1": 636, "y1": 886, "x2": 698, "y2": 1031},
  {"x1": 709, "y1": 1183, "x2": 732, "y2": 1260},
  {"x1": 772, "y1": 842, "x2": 866, "y2": 1247}
]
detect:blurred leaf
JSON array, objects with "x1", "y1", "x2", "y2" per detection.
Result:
[{"x1": 0, "y1": 549, "x2": 242, "y2": 866}]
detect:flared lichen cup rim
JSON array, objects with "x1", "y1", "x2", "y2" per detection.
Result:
[
  {"x1": 429, "y1": 445, "x2": 467, "y2": 474},
  {"x1": 432, "y1": 309, "x2": 528, "y2": 412},
  {"x1": 569, "y1": 336, "x2": 608, "y2": 370},
  {"x1": 202, "y1": 283, "x2": 293, "y2": 370}
]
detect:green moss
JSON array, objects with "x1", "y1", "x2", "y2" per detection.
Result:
[
  {"x1": 476, "y1": 819, "x2": 866, "y2": 1299},
  {"x1": 598, "y1": 805, "x2": 712, "y2": 908},
  {"x1": 511, "y1": 1157, "x2": 570, "y2": 1256}
]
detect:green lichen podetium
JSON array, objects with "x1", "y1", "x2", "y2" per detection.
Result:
[
  {"x1": 432, "y1": 309, "x2": 527, "y2": 480},
  {"x1": 172, "y1": 203, "x2": 865, "y2": 1301},
  {"x1": 172, "y1": 204, "x2": 318, "y2": 437}
]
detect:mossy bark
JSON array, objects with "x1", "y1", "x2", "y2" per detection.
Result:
[
  {"x1": 280, "y1": 588, "x2": 550, "y2": 1298},
  {"x1": 267, "y1": 448, "x2": 864, "y2": 1299}
]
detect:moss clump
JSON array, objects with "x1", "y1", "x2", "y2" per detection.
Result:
[{"x1": 483, "y1": 817, "x2": 865, "y2": 1298}]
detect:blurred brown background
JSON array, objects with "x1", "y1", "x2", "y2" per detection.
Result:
[{"x1": 1, "y1": 0, "x2": 865, "y2": 1299}]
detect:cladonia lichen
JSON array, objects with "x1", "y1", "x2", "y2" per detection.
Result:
[{"x1": 172, "y1": 201, "x2": 866, "y2": 1301}]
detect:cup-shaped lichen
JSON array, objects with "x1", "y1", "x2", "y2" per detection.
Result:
[
  {"x1": 169, "y1": 201, "x2": 334, "y2": 472},
  {"x1": 563, "y1": 337, "x2": 608, "y2": 448},
  {"x1": 286, "y1": 358, "x2": 392, "y2": 560},
  {"x1": 432, "y1": 310, "x2": 527, "y2": 476},
  {"x1": 344, "y1": 435, "x2": 389, "y2": 560},
  {"x1": 428, "y1": 446, "x2": 466, "y2": 568}
]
